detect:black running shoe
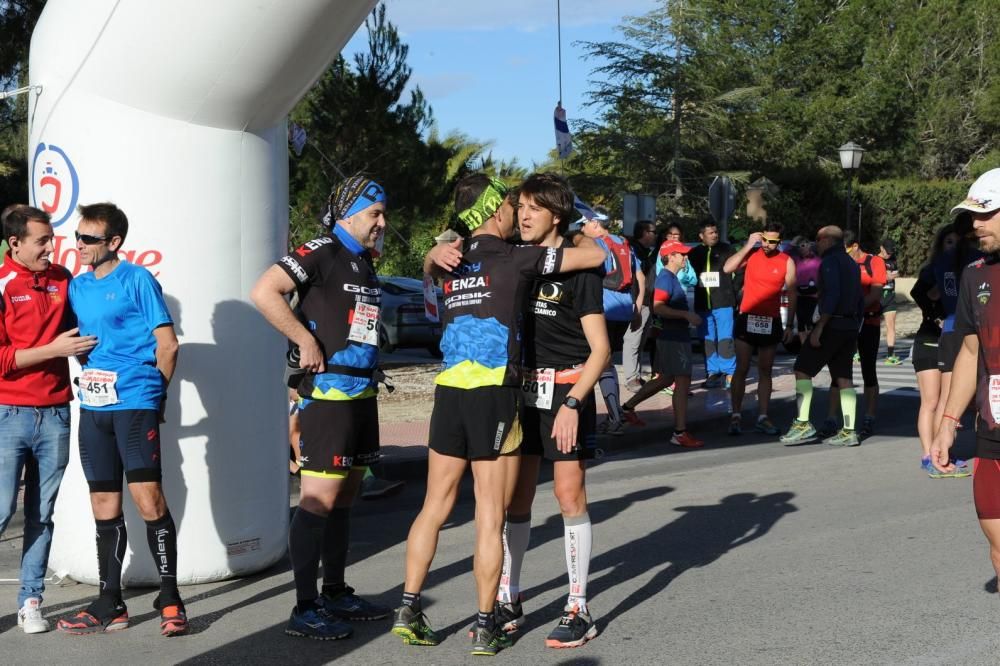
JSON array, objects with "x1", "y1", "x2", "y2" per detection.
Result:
[
  {"x1": 321, "y1": 585, "x2": 390, "y2": 621},
  {"x1": 468, "y1": 597, "x2": 525, "y2": 637},
  {"x1": 470, "y1": 623, "x2": 512, "y2": 656},
  {"x1": 391, "y1": 605, "x2": 440, "y2": 646},
  {"x1": 544, "y1": 604, "x2": 597, "y2": 649}
]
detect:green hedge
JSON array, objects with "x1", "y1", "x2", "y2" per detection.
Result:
[{"x1": 856, "y1": 178, "x2": 970, "y2": 275}]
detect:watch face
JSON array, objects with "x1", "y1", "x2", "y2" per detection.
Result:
[{"x1": 564, "y1": 397, "x2": 581, "y2": 409}]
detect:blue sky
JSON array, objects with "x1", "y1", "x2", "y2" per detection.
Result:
[{"x1": 342, "y1": 0, "x2": 660, "y2": 168}]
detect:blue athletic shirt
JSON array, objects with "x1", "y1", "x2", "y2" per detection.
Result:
[
  {"x1": 652, "y1": 268, "x2": 690, "y2": 341},
  {"x1": 69, "y1": 261, "x2": 173, "y2": 410}
]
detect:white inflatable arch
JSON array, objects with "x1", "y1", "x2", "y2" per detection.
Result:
[{"x1": 30, "y1": 0, "x2": 377, "y2": 585}]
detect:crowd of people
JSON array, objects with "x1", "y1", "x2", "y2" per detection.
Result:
[{"x1": 3, "y1": 167, "x2": 1000, "y2": 656}]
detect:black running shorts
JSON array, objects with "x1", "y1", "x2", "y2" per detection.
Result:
[
  {"x1": 297, "y1": 397, "x2": 380, "y2": 477},
  {"x1": 937, "y1": 331, "x2": 963, "y2": 373},
  {"x1": 521, "y1": 381, "x2": 596, "y2": 461},
  {"x1": 654, "y1": 338, "x2": 693, "y2": 379},
  {"x1": 429, "y1": 385, "x2": 522, "y2": 460},
  {"x1": 79, "y1": 408, "x2": 162, "y2": 492},
  {"x1": 734, "y1": 312, "x2": 782, "y2": 348},
  {"x1": 794, "y1": 327, "x2": 857, "y2": 382},
  {"x1": 911, "y1": 333, "x2": 940, "y2": 373}
]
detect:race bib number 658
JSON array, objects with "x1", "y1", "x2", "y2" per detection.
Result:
[{"x1": 80, "y1": 368, "x2": 119, "y2": 407}]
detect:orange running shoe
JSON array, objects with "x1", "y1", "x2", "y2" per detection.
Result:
[
  {"x1": 159, "y1": 603, "x2": 189, "y2": 636},
  {"x1": 670, "y1": 431, "x2": 703, "y2": 448}
]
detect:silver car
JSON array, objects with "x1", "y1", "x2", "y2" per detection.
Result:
[{"x1": 378, "y1": 276, "x2": 443, "y2": 357}]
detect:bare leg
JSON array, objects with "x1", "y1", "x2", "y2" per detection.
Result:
[
  {"x1": 672, "y1": 376, "x2": 692, "y2": 431},
  {"x1": 403, "y1": 451, "x2": 466, "y2": 594},
  {"x1": 756, "y1": 345, "x2": 778, "y2": 417},
  {"x1": 916, "y1": 369, "x2": 941, "y2": 457},
  {"x1": 730, "y1": 339, "x2": 753, "y2": 414},
  {"x1": 934, "y1": 371, "x2": 953, "y2": 435},
  {"x1": 470, "y1": 455, "x2": 521, "y2": 613}
]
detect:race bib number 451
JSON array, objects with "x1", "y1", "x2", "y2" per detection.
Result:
[
  {"x1": 80, "y1": 369, "x2": 119, "y2": 407},
  {"x1": 522, "y1": 368, "x2": 555, "y2": 410}
]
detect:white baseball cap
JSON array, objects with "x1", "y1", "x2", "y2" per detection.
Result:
[{"x1": 951, "y1": 168, "x2": 1000, "y2": 215}]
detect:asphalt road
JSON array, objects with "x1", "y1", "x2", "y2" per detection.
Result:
[{"x1": 2, "y1": 357, "x2": 998, "y2": 664}]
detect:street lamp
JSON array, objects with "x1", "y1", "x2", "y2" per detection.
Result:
[{"x1": 839, "y1": 141, "x2": 865, "y2": 233}]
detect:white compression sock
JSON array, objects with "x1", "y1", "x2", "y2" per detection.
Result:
[
  {"x1": 498, "y1": 513, "x2": 531, "y2": 603},
  {"x1": 564, "y1": 512, "x2": 592, "y2": 612}
]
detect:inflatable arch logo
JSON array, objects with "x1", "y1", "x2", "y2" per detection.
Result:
[{"x1": 30, "y1": 142, "x2": 79, "y2": 228}]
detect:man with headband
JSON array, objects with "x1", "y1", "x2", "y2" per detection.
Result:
[
  {"x1": 252, "y1": 175, "x2": 390, "y2": 640},
  {"x1": 390, "y1": 174, "x2": 606, "y2": 656}
]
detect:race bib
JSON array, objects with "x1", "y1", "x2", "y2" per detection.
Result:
[
  {"x1": 79, "y1": 369, "x2": 119, "y2": 407},
  {"x1": 422, "y1": 275, "x2": 440, "y2": 323},
  {"x1": 700, "y1": 271, "x2": 720, "y2": 288},
  {"x1": 521, "y1": 368, "x2": 555, "y2": 410},
  {"x1": 348, "y1": 303, "x2": 380, "y2": 345},
  {"x1": 747, "y1": 314, "x2": 773, "y2": 335},
  {"x1": 990, "y1": 375, "x2": 1000, "y2": 425}
]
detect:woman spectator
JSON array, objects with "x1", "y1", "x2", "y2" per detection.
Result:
[{"x1": 793, "y1": 238, "x2": 821, "y2": 345}]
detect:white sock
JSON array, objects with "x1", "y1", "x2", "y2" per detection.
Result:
[
  {"x1": 498, "y1": 514, "x2": 531, "y2": 603},
  {"x1": 564, "y1": 513, "x2": 592, "y2": 612}
]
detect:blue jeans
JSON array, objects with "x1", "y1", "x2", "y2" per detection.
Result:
[{"x1": 0, "y1": 404, "x2": 70, "y2": 607}]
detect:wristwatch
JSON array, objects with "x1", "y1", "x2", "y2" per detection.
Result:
[{"x1": 562, "y1": 396, "x2": 582, "y2": 410}]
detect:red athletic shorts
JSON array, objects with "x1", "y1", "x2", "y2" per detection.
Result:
[{"x1": 973, "y1": 458, "x2": 1000, "y2": 520}]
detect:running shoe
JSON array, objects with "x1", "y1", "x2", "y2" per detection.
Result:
[
  {"x1": 468, "y1": 598, "x2": 525, "y2": 637},
  {"x1": 286, "y1": 604, "x2": 353, "y2": 640},
  {"x1": 704, "y1": 374, "x2": 723, "y2": 389},
  {"x1": 952, "y1": 459, "x2": 973, "y2": 478},
  {"x1": 322, "y1": 586, "x2": 390, "y2": 621},
  {"x1": 825, "y1": 428, "x2": 860, "y2": 447},
  {"x1": 56, "y1": 602, "x2": 130, "y2": 635},
  {"x1": 391, "y1": 605, "x2": 440, "y2": 646},
  {"x1": 755, "y1": 416, "x2": 780, "y2": 436},
  {"x1": 597, "y1": 419, "x2": 625, "y2": 437},
  {"x1": 859, "y1": 416, "x2": 876, "y2": 438},
  {"x1": 18, "y1": 598, "x2": 49, "y2": 634},
  {"x1": 159, "y1": 603, "x2": 189, "y2": 637},
  {"x1": 545, "y1": 604, "x2": 598, "y2": 649},
  {"x1": 624, "y1": 378, "x2": 643, "y2": 392},
  {"x1": 728, "y1": 414, "x2": 742, "y2": 436},
  {"x1": 622, "y1": 408, "x2": 645, "y2": 427},
  {"x1": 853, "y1": 352, "x2": 860, "y2": 363},
  {"x1": 780, "y1": 420, "x2": 816, "y2": 445},
  {"x1": 921, "y1": 456, "x2": 947, "y2": 479},
  {"x1": 884, "y1": 356, "x2": 902, "y2": 366},
  {"x1": 670, "y1": 431, "x2": 703, "y2": 448},
  {"x1": 470, "y1": 623, "x2": 513, "y2": 656},
  {"x1": 661, "y1": 383, "x2": 675, "y2": 396},
  {"x1": 817, "y1": 417, "x2": 839, "y2": 439}
]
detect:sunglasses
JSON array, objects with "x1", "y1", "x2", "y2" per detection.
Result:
[
  {"x1": 75, "y1": 231, "x2": 108, "y2": 245},
  {"x1": 762, "y1": 238, "x2": 781, "y2": 246}
]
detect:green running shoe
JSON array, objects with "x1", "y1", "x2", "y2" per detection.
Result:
[
  {"x1": 780, "y1": 420, "x2": 816, "y2": 445},
  {"x1": 470, "y1": 623, "x2": 513, "y2": 656},
  {"x1": 391, "y1": 605, "x2": 440, "y2": 646},
  {"x1": 884, "y1": 356, "x2": 902, "y2": 366},
  {"x1": 825, "y1": 428, "x2": 860, "y2": 447}
]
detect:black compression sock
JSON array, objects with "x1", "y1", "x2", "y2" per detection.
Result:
[
  {"x1": 887, "y1": 345, "x2": 895, "y2": 357},
  {"x1": 321, "y1": 507, "x2": 350, "y2": 593},
  {"x1": 95, "y1": 515, "x2": 127, "y2": 602},
  {"x1": 289, "y1": 507, "x2": 327, "y2": 605},
  {"x1": 401, "y1": 591, "x2": 421, "y2": 611},
  {"x1": 476, "y1": 610, "x2": 495, "y2": 630},
  {"x1": 145, "y1": 511, "x2": 180, "y2": 605}
]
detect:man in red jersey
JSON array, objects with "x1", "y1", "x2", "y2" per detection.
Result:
[
  {"x1": 723, "y1": 223, "x2": 797, "y2": 436},
  {"x1": 0, "y1": 206, "x2": 96, "y2": 634}
]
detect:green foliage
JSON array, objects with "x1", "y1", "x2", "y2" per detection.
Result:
[{"x1": 856, "y1": 179, "x2": 970, "y2": 275}]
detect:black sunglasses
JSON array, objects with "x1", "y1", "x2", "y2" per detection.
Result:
[{"x1": 75, "y1": 231, "x2": 108, "y2": 245}]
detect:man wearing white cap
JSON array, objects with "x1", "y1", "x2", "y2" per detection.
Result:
[{"x1": 932, "y1": 168, "x2": 1000, "y2": 585}]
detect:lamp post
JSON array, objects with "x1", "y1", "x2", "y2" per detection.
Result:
[{"x1": 839, "y1": 141, "x2": 865, "y2": 233}]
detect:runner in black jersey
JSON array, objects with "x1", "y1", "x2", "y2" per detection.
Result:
[
  {"x1": 932, "y1": 168, "x2": 1000, "y2": 585},
  {"x1": 251, "y1": 176, "x2": 391, "y2": 641},
  {"x1": 492, "y1": 173, "x2": 609, "y2": 649},
  {"x1": 391, "y1": 174, "x2": 606, "y2": 656}
]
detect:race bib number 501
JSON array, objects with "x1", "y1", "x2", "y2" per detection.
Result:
[{"x1": 80, "y1": 369, "x2": 119, "y2": 407}]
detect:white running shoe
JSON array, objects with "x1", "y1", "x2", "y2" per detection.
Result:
[{"x1": 18, "y1": 598, "x2": 50, "y2": 634}]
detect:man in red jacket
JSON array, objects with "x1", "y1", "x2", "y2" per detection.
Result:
[{"x1": 0, "y1": 206, "x2": 95, "y2": 634}]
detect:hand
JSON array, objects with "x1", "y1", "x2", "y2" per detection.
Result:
[
  {"x1": 428, "y1": 239, "x2": 463, "y2": 272},
  {"x1": 808, "y1": 327, "x2": 823, "y2": 348},
  {"x1": 687, "y1": 312, "x2": 703, "y2": 328},
  {"x1": 629, "y1": 306, "x2": 643, "y2": 332},
  {"x1": 550, "y1": 405, "x2": 580, "y2": 454},
  {"x1": 782, "y1": 326, "x2": 794, "y2": 344},
  {"x1": 48, "y1": 327, "x2": 98, "y2": 357},
  {"x1": 930, "y1": 420, "x2": 959, "y2": 473},
  {"x1": 297, "y1": 337, "x2": 326, "y2": 373},
  {"x1": 746, "y1": 232, "x2": 763, "y2": 248}
]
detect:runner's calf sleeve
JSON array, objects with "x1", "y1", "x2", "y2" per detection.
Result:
[
  {"x1": 321, "y1": 507, "x2": 351, "y2": 595},
  {"x1": 564, "y1": 513, "x2": 592, "y2": 612},
  {"x1": 289, "y1": 507, "x2": 327, "y2": 606},
  {"x1": 498, "y1": 513, "x2": 531, "y2": 603},
  {"x1": 839, "y1": 388, "x2": 857, "y2": 430},
  {"x1": 795, "y1": 379, "x2": 813, "y2": 422},
  {"x1": 145, "y1": 511, "x2": 180, "y2": 604},
  {"x1": 95, "y1": 515, "x2": 127, "y2": 600},
  {"x1": 599, "y1": 369, "x2": 623, "y2": 422}
]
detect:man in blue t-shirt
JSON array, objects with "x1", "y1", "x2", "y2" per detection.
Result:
[
  {"x1": 57, "y1": 203, "x2": 185, "y2": 637},
  {"x1": 621, "y1": 241, "x2": 703, "y2": 447}
]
